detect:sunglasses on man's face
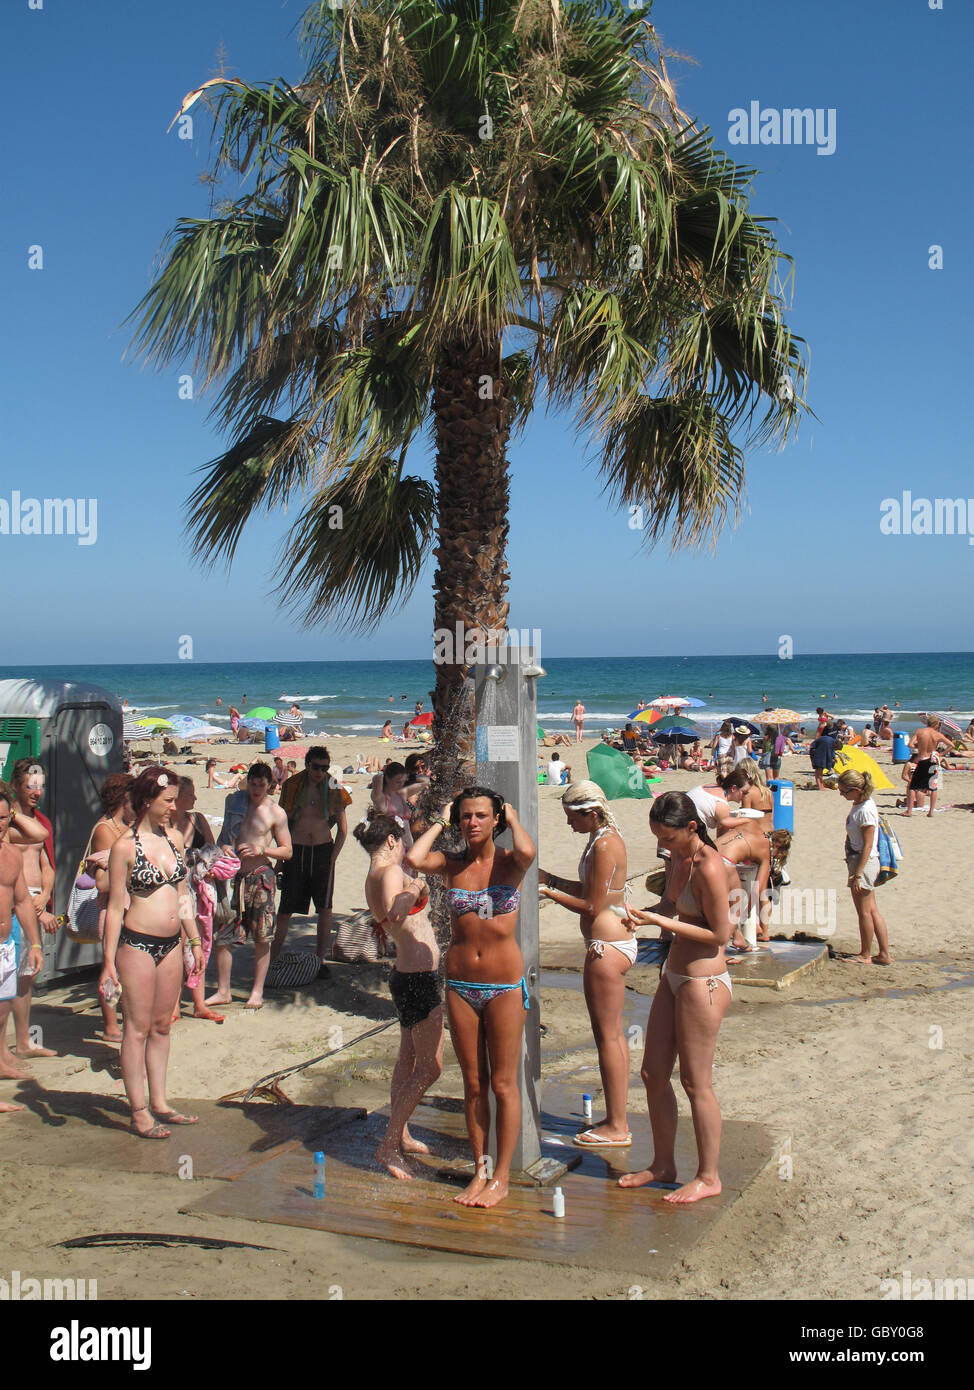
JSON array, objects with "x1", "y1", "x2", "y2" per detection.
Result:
[{"x1": 308, "y1": 763, "x2": 329, "y2": 772}]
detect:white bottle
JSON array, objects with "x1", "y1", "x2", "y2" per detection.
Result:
[{"x1": 552, "y1": 1187, "x2": 565, "y2": 1219}]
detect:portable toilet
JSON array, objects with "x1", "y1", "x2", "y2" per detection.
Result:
[{"x1": 0, "y1": 678, "x2": 123, "y2": 984}]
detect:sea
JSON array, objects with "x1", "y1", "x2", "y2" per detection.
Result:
[{"x1": 5, "y1": 653, "x2": 972, "y2": 738}]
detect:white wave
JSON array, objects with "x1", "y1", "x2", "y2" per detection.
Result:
[{"x1": 279, "y1": 694, "x2": 337, "y2": 701}]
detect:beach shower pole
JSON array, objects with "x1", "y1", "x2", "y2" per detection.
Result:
[{"x1": 474, "y1": 645, "x2": 566, "y2": 1183}]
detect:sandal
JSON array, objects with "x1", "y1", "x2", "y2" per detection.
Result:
[
  {"x1": 192, "y1": 1007, "x2": 225, "y2": 1023},
  {"x1": 152, "y1": 1110, "x2": 199, "y2": 1126},
  {"x1": 573, "y1": 1128, "x2": 633, "y2": 1148},
  {"x1": 130, "y1": 1107, "x2": 171, "y2": 1140}
]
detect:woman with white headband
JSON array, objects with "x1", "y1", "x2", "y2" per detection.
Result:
[{"x1": 539, "y1": 780, "x2": 634, "y2": 1148}]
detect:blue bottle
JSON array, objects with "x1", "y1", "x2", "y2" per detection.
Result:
[{"x1": 313, "y1": 1151, "x2": 326, "y2": 1200}]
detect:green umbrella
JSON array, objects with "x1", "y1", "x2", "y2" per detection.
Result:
[
  {"x1": 586, "y1": 744, "x2": 653, "y2": 800},
  {"x1": 537, "y1": 724, "x2": 546, "y2": 739},
  {"x1": 134, "y1": 717, "x2": 173, "y2": 730},
  {"x1": 247, "y1": 706, "x2": 278, "y2": 720}
]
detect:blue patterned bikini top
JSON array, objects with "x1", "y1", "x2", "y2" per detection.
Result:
[{"x1": 448, "y1": 884, "x2": 521, "y2": 919}]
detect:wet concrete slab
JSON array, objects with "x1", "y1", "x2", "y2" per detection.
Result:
[
  {"x1": 180, "y1": 1090, "x2": 775, "y2": 1273},
  {"x1": 726, "y1": 939, "x2": 829, "y2": 990}
]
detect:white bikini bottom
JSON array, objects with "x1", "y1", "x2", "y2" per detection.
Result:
[{"x1": 586, "y1": 937, "x2": 638, "y2": 965}]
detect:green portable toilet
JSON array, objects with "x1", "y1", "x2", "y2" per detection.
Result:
[{"x1": 0, "y1": 678, "x2": 122, "y2": 984}]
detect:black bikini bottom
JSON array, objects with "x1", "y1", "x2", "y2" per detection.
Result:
[{"x1": 119, "y1": 925, "x2": 181, "y2": 965}]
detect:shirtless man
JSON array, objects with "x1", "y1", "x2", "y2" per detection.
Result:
[
  {"x1": 273, "y1": 748, "x2": 348, "y2": 976},
  {"x1": 905, "y1": 716, "x2": 956, "y2": 818},
  {"x1": 209, "y1": 763, "x2": 291, "y2": 1009},
  {"x1": 0, "y1": 781, "x2": 45, "y2": 1106},
  {"x1": 6, "y1": 760, "x2": 59, "y2": 1059},
  {"x1": 355, "y1": 813, "x2": 442, "y2": 1179}
]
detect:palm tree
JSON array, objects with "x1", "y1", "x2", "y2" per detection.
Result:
[{"x1": 129, "y1": 0, "x2": 806, "y2": 763}]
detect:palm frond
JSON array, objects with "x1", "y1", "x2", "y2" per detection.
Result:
[
  {"x1": 276, "y1": 464, "x2": 436, "y2": 630},
  {"x1": 186, "y1": 415, "x2": 320, "y2": 567},
  {"x1": 598, "y1": 392, "x2": 745, "y2": 549}
]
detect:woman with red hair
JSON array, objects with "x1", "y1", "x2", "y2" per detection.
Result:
[{"x1": 100, "y1": 767, "x2": 203, "y2": 1139}]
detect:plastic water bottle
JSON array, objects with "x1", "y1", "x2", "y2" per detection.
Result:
[
  {"x1": 313, "y1": 1151, "x2": 326, "y2": 1200},
  {"x1": 552, "y1": 1187, "x2": 565, "y2": 1219},
  {"x1": 582, "y1": 1093, "x2": 593, "y2": 1122}
]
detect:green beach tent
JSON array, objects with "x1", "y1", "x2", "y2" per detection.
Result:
[{"x1": 586, "y1": 744, "x2": 653, "y2": 800}]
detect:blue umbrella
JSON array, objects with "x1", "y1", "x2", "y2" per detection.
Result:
[
  {"x1": 650, "y1": 725, "x2": 699, "y2": 743},
  {"x1": 239, "y1": 716, "x2": 274, "y2": 731},
  {"x1": 683, "y1": 696, "x2": 707, "y2": 708}
]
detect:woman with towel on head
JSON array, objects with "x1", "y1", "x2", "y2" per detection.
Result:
[{"x1": 539, "y1": 781, "x2": 634, "y2": 1148}]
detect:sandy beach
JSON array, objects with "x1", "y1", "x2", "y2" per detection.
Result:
[{"x1": 3, "y1": 735, "x2": 973, "y2": 1301}]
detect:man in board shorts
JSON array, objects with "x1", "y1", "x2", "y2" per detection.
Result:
[{"x1": 273, "y1": 748, "x2": 350, "y2": 977}]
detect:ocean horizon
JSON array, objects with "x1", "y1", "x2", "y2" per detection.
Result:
[{"x1": 4, "y1": 652, "x2": 972, "y2": 737}]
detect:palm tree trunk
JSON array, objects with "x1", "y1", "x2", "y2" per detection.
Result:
[{"x1": 430, "y1": 334, "x2": 512, "y2": 784}]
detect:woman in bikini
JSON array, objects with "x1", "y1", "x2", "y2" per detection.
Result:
[
  {"x1": 84, "y1": 774, "x2": 135, "y2": 1043},
  {"x1": 619, "y1": 791, "x2": 734, "y2": 1205},
  {"x1": 169, "y1": 776, "x2": 224, "y2": 1024},
  {"x1": 718, "y1": 763, "x2": 774, "y2": 829},
  {"x1": 101, "y1": 766, "x2": 204, "y2": 1139},
  {"x1": 371, "y1": 763, "x2": 414, "y2": 847},
  {"x1": 717, "y1": 820, "x2": 792, "y2": 945},
  {"x1": 356, "y1": 814, "x2": 443, "y2": 1181},
  {"x1": 407, "y1": 787, "x2": 536, "y2": 1209},
  {"x1": 538, "y1": 781, "x2": 633, "y2": 1148}
]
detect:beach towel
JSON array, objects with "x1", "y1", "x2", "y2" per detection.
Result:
[{"x1": 875, "y1": 815, "x2": 903, "y2": 886}]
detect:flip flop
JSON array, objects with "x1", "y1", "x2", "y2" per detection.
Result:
[
  {"x1": 152, "y1": 1111, "x2": 199, "y2": 1126},
  {"x1": 573, "y1": 1128, "x2": 633, "y2": 1148}
]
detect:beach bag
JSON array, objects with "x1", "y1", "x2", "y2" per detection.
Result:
[
  {"x1": 332, "y1": 911, "x2": 393, "y2": 963},
  {"x1": 64, "y1": 829, "x2": 103, "y2": 943},
  {"x1": 875, "y1": 814, "x2": 903, "y2": 886},
  {"x1": 266, "y1": 950, "x2": 320, "y2": 990}
]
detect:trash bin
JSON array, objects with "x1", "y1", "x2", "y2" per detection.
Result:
[
  {"x1": 0, "y1": 678, "x2": 122, "y2": 985},
  {"x1": 768, "y1": 778, "x2": 794, "y2": 833},
  {"x1": 264, "y1": 725, "x2": 280, "y2": 753},
  {"x1": 892, "y1": 731, "x2": 910, "y2": 764}
]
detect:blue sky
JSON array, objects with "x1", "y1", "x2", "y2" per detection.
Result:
[{"x1": 2, "y1": 0, "x2": 972, "y2": 664}]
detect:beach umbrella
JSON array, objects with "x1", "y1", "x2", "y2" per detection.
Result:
[
  {"x1": 171, "y1": 716, "x2": 225, "y2": 739},
  {"x1": 682, "y1": 696, "x2": 707, "y2": 708},
  {"x1": 134, "y1": 717, "x2": 173, "y2": 730},
  {"x1": 239, "y1": 716, "x2": 273, "y2": 730},
  {"x1": 728, "y1": 717, "x2": 761, "y2": 736},
  {"x1": 247, "y1": 706, "x2": 278, "y2": 720},
  {"x1": 756, "y1": 708, "x2": 800, "y2": 726},
  {"x1": 934, "y1": 715, "x2": 964, "y2": 738},
  {"x1": 649, "y1": 725, "x2": 698, "y2": 744},
  {"x1": 586, "y1": 744, "x2": 653, "y2": 800},
  {"x1": 650, "y1": 696, "x2": 690, "y2": 711},
  {"x1": 410, "y1": 712, "x2": 434, "y2": 726},
  {"x1": 537, "y1": 725, "x2": 546, "y2": 739},
  {"x1": 630, "y1": 708, "x2": 664, "y2": 725}
]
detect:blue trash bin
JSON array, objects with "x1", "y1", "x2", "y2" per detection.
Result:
[
  {"x1": 768, "y1": 779, "x2": 794, "y2": 833},
  {"x1": 892, "y1": 731, "x2": 910, "y2": 764},
  {"x1": 264, "y1": 725, "x2": 280, "y2": 753}
]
